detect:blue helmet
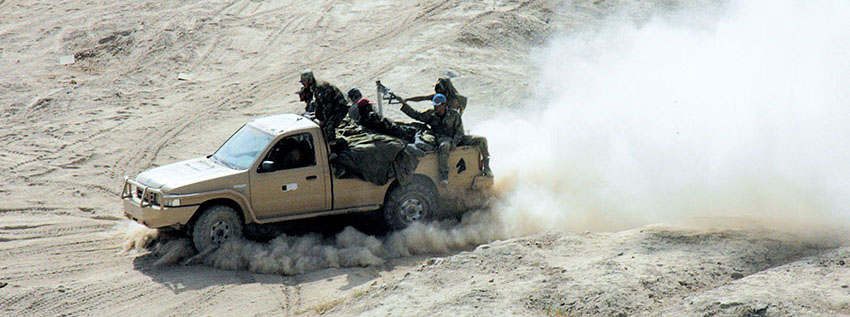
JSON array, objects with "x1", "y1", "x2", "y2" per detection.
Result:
[{"x1": 432, "y1": 93, "x2": 447, "y2": 106}]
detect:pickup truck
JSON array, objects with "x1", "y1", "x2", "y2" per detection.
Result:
[{"x1": 122, "y1": 114, "x2": 493, "y2": 252}]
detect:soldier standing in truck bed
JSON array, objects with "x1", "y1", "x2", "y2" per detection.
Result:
[
  {"x1": 300, "y1": 70, "x2": 348, "y2": 144},
  {"x1": 404, "y1": 77, "x2": 467, "y2": 115}
]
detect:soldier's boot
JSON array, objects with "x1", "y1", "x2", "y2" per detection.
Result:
[
  {"x1": 481, "y1": 158, "x2": 493, "y2": 177},
  {"x1": 439, "y1": 172, "x2": 449, "y2": 187}
]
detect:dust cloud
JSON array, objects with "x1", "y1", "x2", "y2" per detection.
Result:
[
  {"x1": 126, "y1": 0, "x2": 850, "y2": 274},
  {"x1": 119, "y1": 221, "x2": 159, "y2": 253},
  {"x1": 477, "y1": 0, "x2": 850, "y2": 234},
  {"x1": 124, "y1": 213, "x2": 505, "y2": 274},
  {"x1": 207, "y1": 213, "x2": 504, "y2": 275}
]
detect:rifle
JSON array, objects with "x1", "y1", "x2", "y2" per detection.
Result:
[{"x1": 376, "y1": 80, "x2": 405, "y2": 118}]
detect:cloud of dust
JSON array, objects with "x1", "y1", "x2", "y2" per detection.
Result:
[
  {"x1": 206, "y1": 213, "x2": 504, "y2": 275},
  {"x1": 476, "y1": 0, "x2": 850, "y2": 234},
  {"x1": 118, "y1": 220, "x2": 159, "y2": 253},
  {"x1": 122, "y1": 213, "x2": 505, "y2": 274}
]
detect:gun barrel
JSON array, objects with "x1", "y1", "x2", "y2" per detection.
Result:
[{"x1": 375, "y1": 80, "x2": 384, "y2": 118}]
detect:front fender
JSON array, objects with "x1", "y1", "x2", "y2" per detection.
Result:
[{"x1": 174, "y1": 189, "x2": 260, "y2": 225}]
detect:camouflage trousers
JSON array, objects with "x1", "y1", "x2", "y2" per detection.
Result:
[
  {"x1": 415, "y1": 132, "x2": 489, "y2": 179},
  {"x1": 458, "y1": 135, "x2": 489, "y2": 160}
]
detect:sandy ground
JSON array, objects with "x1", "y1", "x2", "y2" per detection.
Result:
[{"x1": 2, "y1": 0, "x2": 850, "y2": 316}]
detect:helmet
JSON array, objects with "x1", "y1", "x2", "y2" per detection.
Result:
[
  {"x1": 432, "y1": 93, "x2": 447, "y2": 106},
  {"x1": 299, "y1": 70, "x2": 314, "y2": 84},
  {"x1": 347, "y1": 87, "x2": 362, "y2": 102}
]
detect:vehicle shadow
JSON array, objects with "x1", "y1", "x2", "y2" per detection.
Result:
[{"x1": 131, "y1": 210, "x2": 453, "y2": 294}]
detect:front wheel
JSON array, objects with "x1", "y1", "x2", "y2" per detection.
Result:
[
  {"x1": 192, "y1": 205, "x2": 243, "y2": 253},
  {"x1": 383, "y1": 179, "x2": 437, "y2": 230}
]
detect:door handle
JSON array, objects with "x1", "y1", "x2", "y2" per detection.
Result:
[{"x1": 306, "y1": 175, "x2": 317, "y2": 180}]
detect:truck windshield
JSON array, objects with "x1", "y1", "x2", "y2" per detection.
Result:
[{"x1": 211, "y1": 125, "x2": 274, "y2": 170}]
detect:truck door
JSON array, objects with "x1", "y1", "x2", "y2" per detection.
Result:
[{"x1": 250, "y1": 132, "x2": 328, "y2": 219}]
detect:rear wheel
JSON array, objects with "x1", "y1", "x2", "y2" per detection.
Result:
[
  {"x1": 383, "y1": 179, "x2": 437, "y2": 230},
  {"x1": 192, "y1": 205, "x2": 243, "y2": 253}
]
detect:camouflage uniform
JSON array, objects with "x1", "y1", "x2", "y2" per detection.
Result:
[
  {"x1": 400, "y1": 103, "x2": 463, "y2": 180},
  {"x1": 436, "y1": 77, "x2": 467, "y2": 115},
  {"x1": 405, "y1": 77, "x2": 468, "y2": 115},
  {"x1": 310, "y1": 81, "x2": 348, "y2": 142},
  {"x1": 459, "y1": 134, "x2": 490, "y2": 175}
]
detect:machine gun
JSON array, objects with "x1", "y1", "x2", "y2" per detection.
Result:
[{"x1": 376, "y1": 80, "x2": 406, "y2": 118}]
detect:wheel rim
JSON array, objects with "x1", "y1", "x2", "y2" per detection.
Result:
[
  {"x1": 209, "y1": 220, "x2": 232, "y2": 245},
  {"x1": 400, "y1": 197, "x2": 425, "y2": 224}
]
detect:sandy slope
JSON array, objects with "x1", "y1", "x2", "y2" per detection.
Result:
[{"x1": 1, "y1": 0, "x2": 849, "y2": 316}]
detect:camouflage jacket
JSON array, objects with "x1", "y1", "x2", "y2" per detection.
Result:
[
  {"x1": 401, "y1": 103, "x2": 464, "y2": 145},
  {"x1": 311, "y1": 81, "x2": 348, "y2": 128}
]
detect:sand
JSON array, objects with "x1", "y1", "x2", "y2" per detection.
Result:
[{"x1": 2, "y1": 0, "x2": 850, "y2": 316}]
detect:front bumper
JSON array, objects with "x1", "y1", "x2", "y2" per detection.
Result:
[
  {"x1": 121, "y1": 177, "x2": 198, "y2": 228},
  {"x1": 123, "y1": 198, "x2": 198, "y2": 228}
]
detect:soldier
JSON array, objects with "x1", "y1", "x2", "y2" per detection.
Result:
[
  {"x1": 346, "y1": 87, "x2": 363, "y2": 122},
  {"x1": 352, "y1": 96, "x2": 419, "y2": 146},
  {"x1": 354, "y1": 97, "x2": 387, "y2": 132},
  {"x1": 404, "y1": 77, "x2": 467, "y2": 115},
  {"x1": 300, "y1": 70, "x2": 348, "y2": 144},
  {"x1": 400, "y1": 94, "x2": 464, "y2": 186}
]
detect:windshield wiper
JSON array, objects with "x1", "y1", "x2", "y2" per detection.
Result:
[{"x1": 210, "y1": 155, "x2": 237, "y2": 170}]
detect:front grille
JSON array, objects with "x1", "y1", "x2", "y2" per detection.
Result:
[{"x1": 135, "y1": 188, "x2": 159, "y2": 206}]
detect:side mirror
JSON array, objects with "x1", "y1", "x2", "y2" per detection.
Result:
[{"x1": 259, "y1": 161, "x2": 276, "y2": 173}]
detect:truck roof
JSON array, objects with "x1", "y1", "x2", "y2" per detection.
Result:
[{"x1": 248, "y1": 114, "x2": 319, "y2": 136}]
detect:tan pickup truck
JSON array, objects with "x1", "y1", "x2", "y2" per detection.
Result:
[{"x1": 122, "y1": 114, "x2": 493, "y2": 252}]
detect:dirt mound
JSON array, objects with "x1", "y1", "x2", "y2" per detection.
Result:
[
  {"x1": 323, "y1": 227, "x2": 844, "y2": 316},
  {"x1": 457, "y1": 7, "x2": 553, "y2": 48}
]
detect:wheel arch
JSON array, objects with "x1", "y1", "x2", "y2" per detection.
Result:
[
  {"x1": 383, "y1": 173, "x2": 438, "y2": 204},
  {"x1": 188, "y1": 198, "x2": 247, "y2": 230}
]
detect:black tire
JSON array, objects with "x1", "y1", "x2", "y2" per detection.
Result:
[
  {"x1": 383, "y1": 178, "x2": 437, "y2": 230},
  {"x1": 192, "y1": 205, "x2": 243, "y2": 253}
]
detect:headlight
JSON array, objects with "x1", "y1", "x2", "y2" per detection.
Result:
[{"x1": 162, "y1": 197, "x2": 181, "y2": 207}]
